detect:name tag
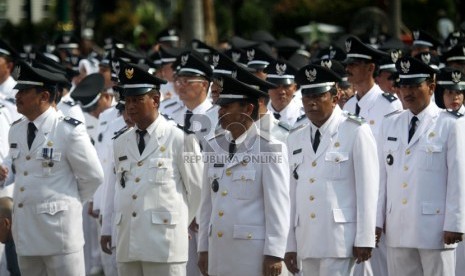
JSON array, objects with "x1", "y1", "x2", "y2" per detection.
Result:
[
  {"x1": 387, "y1": 137, "x2": 397, "y2": 141},
  {"x1": 10, "y1": 143, "x2": 17, "y2": 148},
  {"x1": 214, "y1": 163, "x2": 224, "y2": 168},
  {"x1": 118, "y1": 156, "x2": 128, "y2": 161},
  {"x1": 293, "y1": 149, "x2": 302, "y2": 155}
]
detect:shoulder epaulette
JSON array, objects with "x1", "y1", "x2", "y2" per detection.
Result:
[
  {"x1": 446, "y1": 109, "x2": 464, "y2": 118},
  {"x1": 384, "y1": 109, "x2": 402, "y2": 118},
  {"x1": 177, "y1": 123, "x2": 195, "y2": 134},
  {"x1": 346, "y1": 113, "x2": 365, "y2": 125},
  {"x1": 161, "y1": 113, "x2": 173, "y2": 121},
  {"x1": 6, "y1": 97, "x2": 15, "y2": 104},
  {"x1": 290, "y1": 123, "x2": 306, "y2": 133},
  {"x1": 63, "y1": 116, "x2": 82, "y2": 126},
  {"x1": 382, "y1": 92, "x2": 398, "y2": 103},
  {"x1": 277, "y1": 121, "x2": 291, "y2": 132},
  {"x1": 112, "y1": 126, "x2": 130, "y2": 140},
  {"x1": 163, "y1": 101, "x2": 178, "y2": 109},
  {"x1": 63, "y1": 100, "x2": 77, "y2": 107},
  {"x1": 11, "y1": 117, "x2": 24, "y2": 126},
  {"x1": 296, "y1": 114, "x2": 307, "y2": 122}
]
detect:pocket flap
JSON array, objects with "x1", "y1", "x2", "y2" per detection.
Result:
[
  {"x1": 422, "y1": 202, "x2": 444, "y2": 215},
  {"x1": 333, "y1": 208, "x2": 356, "y2": 223},
  {"x1": 115, "y1": 212, "x2": 122, "y2": 225},
  {"x1": 325, "y1": 152, "x2": 349, "y2": 163},
  {"x1": 36, "y1": 201, "x2": 68, "y2": 215},
  {"x1": 151, "y1": 211, "x2": 179, "y2": 225},
  {"x1": 232, "y1": 170, "x2": 256, "y2": 181},
  {"x1": 208, "y1": 168, "x2": 224, "y2": 179},
  {"x1": 9, "y1": 149, "x2": 19, "y2": 159},
  {"x1": 384, "y1": 141, "x2": 399, "y2": 152},
  {"x1": 117, "y1": 161, "x2": 129, "y2": 173},
  {"x1": 149, "y1": 158, "x2": 170, "y2": 169},
  {"x1": 420, "y1": 144, "x2": 443, "y2": 153},
  {"x1": 233, "y1": 225, "x2": 265, "y2": 240}
]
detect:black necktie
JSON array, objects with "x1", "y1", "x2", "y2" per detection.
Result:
[
  {"x1": 355, "y1": 103, "x2": 361, "y2": 116},
  {"x1": 408, "y1": 116, "x2": 418, "y2": 143},
  {"x1": 273, "y1": 112, "x2": 281, "y2": 120},
  {"x1": 184, "y1": 110, "x2": 193, "y2": 131},
  {"x1": 27, "y1": 122, "x2": 36, "y2": 149},
  {"x1": 136, "y1": 129, "x2": 147, "y2": 154},
  {"x1": 228, "y1": 140, "x2": 236, "y2": 160},
  {"x1": 312, "y1": 129, "x2": 321, "y2": 152}
]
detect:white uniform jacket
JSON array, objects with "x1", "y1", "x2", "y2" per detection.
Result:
[
  {"x1": 7, "y1": 108, "x2": 103, "y2": 256},
  {"x1": 377, "y1": 103, "x2": 465, "y2": 249},
  {"x1": 286, "y1": 106, "x2": 379, "y2": 258},
  {"x1": 198, "y1": 126, "x2": 290, "y2": 276},
  {"x1": 343, "y1": 84, "x2": 402, "y2": 137},
  {"x1": 112, "y1": 115, "x2": 203, "y2": 263}
]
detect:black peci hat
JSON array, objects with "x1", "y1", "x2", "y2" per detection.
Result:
[
  {"x1": 71, "y1": 73, "x2": 105, "y2": 109},
  {"x1": 344, "y1": 35, "x2": 388, "y2": 64},
  {"x1": 13, "y1": 60, "x2": 64, "y2": 90},
  {"x1": 264, "y1": 59, "x2": 297, "y2": 85},
  {"x1": 216, "y1": 74, "x2": 268, "y2": 106},
  {"x1": 295, "y1": 64, "x2": 341, "y2": 95},
  {"x1": 119, "y1": 63, "x2": 167, "y2": 96},
  {"x1": 395, "y1": 56, "x2": 438, "y2": 85},
  {"x1": 231, "y1": 65, "x2": 277, "y2": 93}
]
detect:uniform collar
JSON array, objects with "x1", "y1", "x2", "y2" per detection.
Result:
[
  {"x1": 136, "y1": 114, "x2": 162, "y2": 138},
  {"x1": 356, "y1": 84, "x2": 382, "y2": 110},
  {"x1": 309, "y1": 105, "x2": 341, "y2": 137},
  {"x1": 30, "y1": 106, "x2": 54, "y2": 129}
]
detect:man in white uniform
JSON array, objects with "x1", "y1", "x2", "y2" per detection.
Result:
[{"x1": 377, "y1": 56, "x2": 465, "y2": 276}]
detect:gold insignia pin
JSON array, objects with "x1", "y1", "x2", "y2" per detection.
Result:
[
  {"x1": 334, "y1": 142, "x2": 340, "y2": 148},
  {"x1": 47, "y1": 141, "x2": 53, "y2": 147},
  {"x1": 428, "y1": 132, "x2": 435, "y2": 138},
  {"x1": 160, "y1": 146, "x2": 166, "y2": 152},
  {"x1": 125, "y1": 68, "x2": 134, "y2": 79},
  {"x1": 226, "y1": 169, "x2": 232, "y2": 176},
  {"x1": 369, "y1": 120, "x2": 375, "y2": 125}
]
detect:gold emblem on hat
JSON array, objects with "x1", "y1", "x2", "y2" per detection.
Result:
[
  {"x1": 12, "y1": 65, "x2": 20, "y2": 79},
  {"x1": 452, "y1": 71, "x2": 462, "y2": 83},
  {"x1": 345, "y1": 39, "x2": 352, "y2": 53},
  {"x1": 47, "y1": 141, "x2": 53, "y2": 147},
  {"x1": 125, "y1": 68, "x2": 134, "y2": 79},
  {"x1": 276, "y1": 63, "x2": 287, "y2": 76},
  {"x1": 247, "y1": 49, "x2": 255, "y2": 61},
  {"x1": 305, "y1": 68, "x2": 317, "y2": 82},
  {"x1": 212, "y1": 54, "x2": 220, "y2": 68},
  {"x1": 400, "y1": 60, "x2": 410, "y2": 73}
]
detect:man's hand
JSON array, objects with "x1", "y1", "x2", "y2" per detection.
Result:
[
  {"x1": 189, "y1": 218, "x2": 199, "y2": 233},
  {"x1": 100, "y1": 235, "x2": 112, "y2": 255},
  {"x1": 375, "y1": 227, "x2": 383, "y2": 247},
  {"x1": 262, "y1": 255, "x2": 282, "y2": 276},
  {"x1": 87, "y1": 201, "x2": 99, "y2": 218},
  {"x1": 444, "y1": 231, "x2": 463, "y2": 245},
  {"x1": 284, "y1": 252, "x2": 300, "y2": 274},
  {"x1": 198, "y1": 251, "x2": 208, "y2": 276},
  {"x1": 353, "y1": 247, "x2": 372, "y2": 264},
  {"x1": 0, "y1": 165, "x2": 8, "y2": 181}
]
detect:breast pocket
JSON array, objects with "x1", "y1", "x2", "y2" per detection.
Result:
[
  {"x1": 35, "y1": 150, "x2": 62, "y2": 176},
  {"x1": 418, "y1": 144, "x2": 444, "y2": 171},
  {"x1": 324, "y1": 152, "x2": 349, "y2": 180},
  {"x1": 231, "y1": 170, "x2": 258, "y2": 200},
  {"x1": 149, "y1": 158, "x2": 173, "y2": 184}
]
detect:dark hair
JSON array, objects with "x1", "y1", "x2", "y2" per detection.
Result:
[
  {"x1": 36, "y1": 86, "x2": 57, "y2": 104},
  {"x1": 239, "y1": 99, "x2": 259, "y2": 120}
]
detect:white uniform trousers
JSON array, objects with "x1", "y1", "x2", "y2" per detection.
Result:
[
  {"x1": 455, "y1": 242, "x2": 465, "y2": 276},
  {"x1": 387, "y1": 247, "x2": 455, "y2": 276},
  {"x1": 187, "y1": 228, "x2": 200, "y2": 276},
  {"x1": 117, "y1": 261, "x2": 186, "y2": 276},
  {"x1": 302, "y1": 258, "x2": 355, "y2": 276},
  {"x1": 17, "y1": 249, "x2": 85, "y2": 276}
]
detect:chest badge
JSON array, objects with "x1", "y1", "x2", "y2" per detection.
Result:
[
  {"x1": 386, "y1": 154, "x2": 394, "y2": 166},
  {"x1": 211, "y1": 179, "x2": 219, "y2": 192}
]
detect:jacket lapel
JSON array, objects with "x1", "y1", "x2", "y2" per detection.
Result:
[
  {"x1": 30, "y1": 111, "x2": 56, "y2": 153},
  {"x1": 313, "y1": 108, "x2": 341, "y2": 160},
  {"x1": 408, "y1": 105, "x2": 439, "y2": 146}
]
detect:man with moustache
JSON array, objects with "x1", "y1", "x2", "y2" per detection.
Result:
[
  {"x1": 284, "y1": 64, "x2": 379, "y2": 276},
  {"x1": 0, "y1": 60, "x2": 103, "y2": 275},
  {"x1": 198, "y1": 75, "x2": 290, "y2": 276},
  {"x1": 112, "y1": 63, "x2": 203, "y2": 275},
  {"x1": 376, "y1": 56, "x2": 465, "y2": 276},
  {"x1": 343, "y1": 36, "x2": 402, "y2": 137}
]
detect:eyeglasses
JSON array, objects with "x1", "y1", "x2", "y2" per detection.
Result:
[{"x1": 175, "y1": 77, "x2": 206, "y2": 86}]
